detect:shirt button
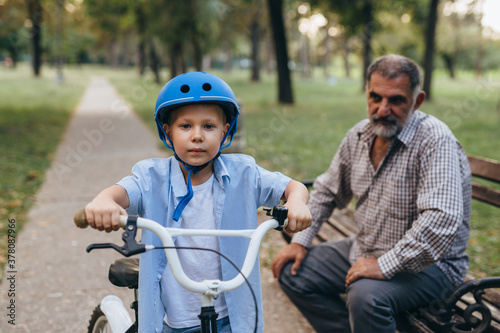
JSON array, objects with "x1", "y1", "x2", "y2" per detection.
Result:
[
  {"x1": 156, "y1": 328, "x2": 159, "y2": 332},
  {"x1": 157, "y1": 274, "x2": 162, "y2": 280}
]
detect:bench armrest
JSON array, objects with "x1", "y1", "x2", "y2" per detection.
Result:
[{"x1": 419, "y1": 276, "x2": 500, "y2": 332}]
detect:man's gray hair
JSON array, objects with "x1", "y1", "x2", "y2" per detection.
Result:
[{"x1": 366, "y1": 54, "x2": 422, "y2": 93}]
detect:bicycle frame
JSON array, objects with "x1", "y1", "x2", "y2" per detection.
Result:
[{"x1": 76, "y1": 206, "x2": 287, "y2": 333}]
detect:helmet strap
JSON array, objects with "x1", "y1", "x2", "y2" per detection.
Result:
[
  {"x1": 172, "y1": 169, "x2": 193, "y2": 221},
  {"x1": 167, "y1": 117, "x2": 235, "y2": 221},
  {"x1": 220, "y1": 117, "x2": 237, "y2": 150},
  {"x1": 171, "y1": 152, "x2": 221, "y2": 221}
]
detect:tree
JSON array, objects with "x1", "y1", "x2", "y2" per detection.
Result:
[
  {"x1": 473, "y1": 0, "x2": 485, "y2": 78},
  {"x1": 267, "y1": 0, "x2": 294, "y2": 104},
  {"x1": 84, "y1": 0, "x2": 131, "y2": 67},
  {"x1": 230, "y1": 0, "x2": 269, "y2": 82},
  {"x1": 436, "y1": 1, "x2": 478, "y2": 80},
  {"x1": 309, "y1": 0, "x2": 375, "y2": 88},
  {"x1": 360, "y1": 0, "x2": 374, "y2": 88},
  {"x1": 0, "y1": 1, "x2": 28, "y2": 67},
  {"x1": 422, "y1": 0, "x2": 439, "y2": 100},
  {"x1": 147, "y1": 0, "x2": 224, "y2": 79},
  {"x1": 25, "y1": 0, "x2": 43, "y2": 76}
]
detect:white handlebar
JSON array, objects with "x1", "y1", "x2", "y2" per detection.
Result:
[{"x1": 119, "y1": 216, "x2": 280, "y2": 297}]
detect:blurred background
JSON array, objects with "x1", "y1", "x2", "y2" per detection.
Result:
[{"x1": 1, "y1": 0, "x2": 499, "y2": 279}]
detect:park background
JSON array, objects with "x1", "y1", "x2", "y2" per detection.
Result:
[{"x1": 1, "y1": 0, "x2": 499, "y2": 282}]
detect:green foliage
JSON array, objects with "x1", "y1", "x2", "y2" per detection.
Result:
[
  {"x1": 85, "y1": 0, "x2": 130, "y2": 33},
  {"x1": 0, "y1": 0, "x2": 28, "y2": 61}
]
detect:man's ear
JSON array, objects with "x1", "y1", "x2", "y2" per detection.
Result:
[{"x1": 414, "y1": 91, "x2": 426, "y2": 110}]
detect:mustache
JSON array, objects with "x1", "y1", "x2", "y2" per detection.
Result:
[{"x1": 370, "y1": 114, "x2": 398, "y2": 125}]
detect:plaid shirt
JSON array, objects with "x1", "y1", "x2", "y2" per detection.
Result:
[{"x1": 293, "y1": 110, "x2": 471, "y2": 286}]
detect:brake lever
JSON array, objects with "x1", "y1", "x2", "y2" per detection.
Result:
[
  {"x1": 86, "y1": 216, "x2": 146, "y2": 257},
  {"x1": 264, "y1": 205, "x2": 288, "y2": 231}
]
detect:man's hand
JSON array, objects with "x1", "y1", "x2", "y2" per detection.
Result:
[
  {"x1": 345, "y1": 257, "x2": 386, "y2": 287},
  {"x1": 271, "y1": 243, "x2": 308, "y2": 280}
]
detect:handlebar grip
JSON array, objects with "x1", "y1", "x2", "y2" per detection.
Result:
[{"x1": 74, "y1": 209, "x2": 89, "y2": 229}]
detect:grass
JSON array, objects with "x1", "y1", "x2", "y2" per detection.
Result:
[
  {"x1": 0, "y1": 64, "x2": 498, "y2": 279},
  {"x1": 0, "y1": 65, "x2": 90, "y2": 278}
]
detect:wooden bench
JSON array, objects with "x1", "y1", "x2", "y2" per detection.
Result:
[{"x1": 283, "y1": 155, "x2": 500, "y2": 333}]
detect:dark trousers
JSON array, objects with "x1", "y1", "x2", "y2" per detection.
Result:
[{"x1": 279, "y1": 238, "x2": 454, "y2": 333}]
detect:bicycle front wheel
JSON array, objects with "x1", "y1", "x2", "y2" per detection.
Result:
[{"x1": 88, "y1": 304, "x2": 111, "y2": 333}]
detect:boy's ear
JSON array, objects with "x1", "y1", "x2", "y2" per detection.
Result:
[
  {"x1": 162, "y1": 124, "x2": 171, "y2": 140},
  {"x1": 221, "y1": 123, "x2": 231, "y2": 144}
]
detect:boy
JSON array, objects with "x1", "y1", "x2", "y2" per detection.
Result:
[{"x1": 85, "y1": 72, "x2": 312, "y2": 333}]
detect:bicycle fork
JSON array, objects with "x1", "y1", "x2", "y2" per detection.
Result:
[{"x1": 199, "y1": 294, "x2": 218, "y2": 333}]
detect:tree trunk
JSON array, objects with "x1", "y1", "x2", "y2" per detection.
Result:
[
  {"x1": 265, "y1": 35, "x2": 274, "y2": 74},
  {"x1": 300, "y1": 34, "x2": 311, "y2": 78},
  {"x1": 25, "y1": 0, "x2": 43, "y2": 77},
  {"x1": 441, "y1": 53, "x2": 455, "y2": 79},
  {"x1": 474, "y1": 0, "x2": 485, "y2": 79},
  {"x1": 423, "y1": 0, "x2": 439, "y2": 100},
  {"x1": 169, "y1": 42, "x2": 182, "y2": 79},
  {"x1": 138, "y1": 40, "x2": 146, "y2": 76},
  {"x1": 149, "y1": 41, "x2": 161, "y2": 84},
  {"x1": 136, "y1": 2, "x2": 147, "y2": 75},
  {"x1": 323, "y1": 29, "x2": 332, "y2": 78},
  {"x1": 250, "y1": 18, "x2": 261, "y2": 82},
  {"x1": 361, "y1": 1, "x2": 374, "y2": 89},
  {"x1": 342, "y1": 40, "x2": 351, "y2": 78},
  {"x1": 267, "y1": 0, "x2": 294, "y2": 104},
  {"x1": 192, "y1": 38, "x2": 202, "y2": 72}
]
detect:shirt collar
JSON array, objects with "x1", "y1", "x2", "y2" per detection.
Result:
[
  {"x1": 213, "y1": 156, "x2": 230, "y2": 184},
  {"x1": 171, "y1": 156, "x2": 230, "y2": 198}
]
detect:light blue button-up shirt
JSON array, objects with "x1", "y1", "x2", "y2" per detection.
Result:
[{"x1": 117, "y1": 154, "x2": 291, "y2": 333}]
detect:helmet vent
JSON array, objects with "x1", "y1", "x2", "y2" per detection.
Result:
[
  {"x1": 180, "y1": 85, "x2": 190, "y2": 93},
  {"x1": 202, "y1": 83, "x2": 212, "y2": 91}
]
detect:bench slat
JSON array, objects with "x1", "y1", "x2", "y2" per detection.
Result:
[
  {"x1": 471, "y1": 183, "x2": 500, "y2": 207},
  {"x1": 468, "y1": 155, "x2": 500, "y2": 183}
]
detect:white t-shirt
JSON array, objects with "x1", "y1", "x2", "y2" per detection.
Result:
[{"x1": 161, "y1": 175, "x2": 228, "y2": 328}]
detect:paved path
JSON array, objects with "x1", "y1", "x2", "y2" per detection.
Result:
[{"x1": 0, "y1": 77, "x2": 312, "y2": 332}]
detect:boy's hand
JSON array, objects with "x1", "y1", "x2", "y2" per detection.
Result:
[
  {"x1": 85, "y1": 200, "x2": 127, "y2": 232},
  {"x1": 282, "y1": 180, "x2": 312, "y2": 233},
  {"x1": 284, "y1": 200, "x2": 312, "y2": 233},
  {"x1": 85, "y1": 185, "x2": 129, "y2": 232}
]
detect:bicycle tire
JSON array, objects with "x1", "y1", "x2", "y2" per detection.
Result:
[{"x1": 88, "y1": 304, "x2": 111, "y2": 333}]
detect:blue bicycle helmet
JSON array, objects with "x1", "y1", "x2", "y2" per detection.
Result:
[
  {"x1": 154, "y1": 72, "x2": 240, "y2": 221},
  {"x1": 155, "y1": 72, "x2": 239, "y2": 152}
]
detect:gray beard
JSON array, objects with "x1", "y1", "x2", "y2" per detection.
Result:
[
  {"x1": 371, "y1": 119, "x2": 400, "y2": 138},
  {"x1": 369, "y1": 111, "x2": 414, "y2": 139}
]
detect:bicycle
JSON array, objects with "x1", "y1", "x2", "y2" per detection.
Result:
[{"x1": 74, "y1": 205, "x2": 288, "y2": 333}]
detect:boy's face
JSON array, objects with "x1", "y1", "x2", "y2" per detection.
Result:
[{"x1": 163, "y1": 104, "x2": 230, "y2": 167}]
